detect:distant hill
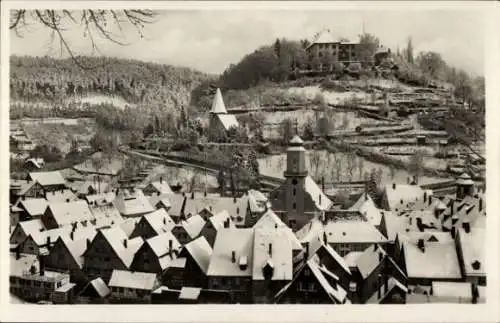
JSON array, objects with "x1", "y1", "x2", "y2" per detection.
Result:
[{"x1": 10, "y1": 55, "x2": 215, "y2": 111}]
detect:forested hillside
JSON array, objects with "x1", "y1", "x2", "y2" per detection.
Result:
[{"x1": 10, "y1": 55, "x2": 214, "y2": 112}]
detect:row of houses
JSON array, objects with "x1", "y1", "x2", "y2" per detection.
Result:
[{"x1": 9, "y1": 137, "x2": 486, "y2": 304}]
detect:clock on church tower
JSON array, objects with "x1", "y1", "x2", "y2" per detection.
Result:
[{"x1": 284, "y1": 135, "x2": 308, "y2": 178}]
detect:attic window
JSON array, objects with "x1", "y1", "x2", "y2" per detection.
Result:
[
  {"x1": 342, "y1": 232, "x2": 346, "y2": 236},
  {"x1": 472, "y1": 260, "x2": 481, "y2": 270}
]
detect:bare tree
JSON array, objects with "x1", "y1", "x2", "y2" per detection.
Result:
[
  {"x1": 309, "y1": 150, "x2": 322, "y2": 180},
  {"x1": 356, "y1": 157, "x2": 365, "y2": 181},
  {"x1": 10, "y1": 10, "x2": 156, "y2": 69},
  {"x1": 346, "y1": 152, "x2": 356, "y2": 181}
]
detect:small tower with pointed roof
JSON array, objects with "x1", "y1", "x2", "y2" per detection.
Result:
[
  {"x1": 456, "y1": 172, "x2": 474, "y2": 200},
  {"x1": 208, "y1": 88, "x2": 239, "y2": 141}
]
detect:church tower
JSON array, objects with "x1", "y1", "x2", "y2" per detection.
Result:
[{"x1": 283, "y1": 135, "x2": 309, "y2": 225}]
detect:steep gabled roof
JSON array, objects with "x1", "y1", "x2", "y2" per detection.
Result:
[
  {"x1": 19, "y1": 198, "x2": 48, "y2": 216},
  {"x1": 210, "y1": 88, "x2": 228, "y2": 114},
  {"x1": 216, "y1": 114, "x2": 239, "y2": 131},
  {"x1": 183, "y1": 236, "x2": 213, "y2": 274},
  {"x1": 181, "y1": 214, "x2": 206, "y2": 239},
  {"x1": 143, "y1": 209, "x2": 176, "y2": 235},
  {"x1": 98, "y1": 227, "x2": 144, "y2": 268}
]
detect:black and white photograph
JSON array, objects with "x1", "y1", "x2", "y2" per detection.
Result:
[{"x1": 1, "y1": 1, "x2": 499, "y2": 321}]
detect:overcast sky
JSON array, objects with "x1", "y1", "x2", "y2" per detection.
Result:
[{"x1": 10, "y1": 9, "x2": 485, "y2": 76}]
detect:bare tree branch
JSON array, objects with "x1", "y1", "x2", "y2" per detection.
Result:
[{"x1": 10, "y1": 9, "x2": 157, "y2": 70}]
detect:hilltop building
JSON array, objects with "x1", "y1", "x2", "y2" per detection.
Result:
[
  {"x1": 208, "y1": 88, "x2": 239, "y2": 141},
  {"x1": 306, "y1": 30, "x2": 390, "y2": 70}
]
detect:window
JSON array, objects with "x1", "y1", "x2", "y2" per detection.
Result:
[
  {"x1": 293, "y1": 202, "x2": 296, "y2": 210},
  {"x1": 292, "y1": 179, "x2": 298, "y2": 185},
  {"x1": 104, "y1": 257, "x2": 110, "y2": 262},
  {"x1": 9, "y1": 277, "x2": 15, "y2": 284},
  {"x1": 304, "y1": 269, "x2": 310, "y2": 277},
  {"x1": 293, "y1": 188, "x2": 296, "y2": 196}
]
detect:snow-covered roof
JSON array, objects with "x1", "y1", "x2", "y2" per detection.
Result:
[
  {"x1": 210, "y1": 88, "x2": 228, "y2": 114},
  {"x1": 403, "y1": 240, "x2": 461, "y2": 279},
  {"x1": 456, "y1": 173, "x2": 474, "y2": 185},
  {"x1": 46, "y1": 200, "x2": 94, "y2": 228},
  {"x1": 19, "y1": 198, "x2": 48, "y2": 216},
  {"x1": 17, "y1": 218, "x2": 46, "y2": 237},
  {"x1": 207, "y1": 228, "x2": 254, "y2": 277},
  {"x1": 350, "y1": 193, "x2": 383, "y2": 226},
  {"x1": 356, "y1": 245, "x2": 386, "y2": 279},
  {"x1": 343, "y1": 251, "x2": 364, "y2": 268},
  {"x1": 146, "y1": 181, "x2": 173, "y2": 195},
  {"x1": 85, "y1": 192, "x2": 116, "y2": 206},
  {"x1": 383, "y1": 184, "x2": 432, "y2": 211},
  {"x1": 146, "y1": 232, "x2": 182, "y2": 270},
  {"x1": 208, "y1": 210, "x2": 235, "y2": 231},
  {"x1": 181, "y1": 214, "x2": 206, "y2": 239},
  {"x1": 58, "y1": 230, "x2": 97, "y2": 268},
  {"x1": 253, "y1": 210, "x2": 302, "y2": 251},
  {"x1": 366, "y1": 277, "x2": 408, "y2": 304},
  {"x1": 179, "y1": 287, "x2": 201, "y2": 300},
  {"x1": 217, "y1": 114, "x2": 239, "y2": 131},
  {"x1": 89, "y1": 278, "x2": 111, "y2": 298},
  {"x1": 45, "y1": 189, "x2": 78, "y2": 203},
  {"x1": 10, "y1": 252, "x2": 39, "y2": 276},
  {"x1": 252, "y1": 228, "x2": 293, "y2": 281},
  {"x1": 311, "y1": 30, "x2": 337, "y2": 45},
  {"x1": 142, "y1": 209, "x2": 176, "y2": 235},
  {"x1": 308, "y1": 258, "x2": 349, "y2": 304},
  {"x1": 109, "y1": 270, "x2": 158, "y2": 290},
  {"x1": 99, "y1": 227, "x2": 144, "y2": 268},
  {"x1": 28, "y1": 171, "x2": 66, "y2": 187},
  {"x1": 305, "y1": 176, "x2": 332, "y2": 211},
  {"x1": 113, "y1": 189, "x2": 155, "y2": 217},
  {"x1": 457, "y1": 227, "x2": 485, "y2": 276},
  {"x1": 183, "y1": 236, "x2": 212, "y2": 274},
  {"x1": 431, "y1": 281, "x2": 472, "y2": 299},
  {"x1": 325, "y1": 220, "x2": 388, "y2": 244}
]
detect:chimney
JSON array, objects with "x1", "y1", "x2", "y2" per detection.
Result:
[
  {"x1": 472, "y1": 283, "x2": 479, "y2": 304},
  {"x1": 269, "y1": 243, "x2": 273, "y2": 256},
  {"x1": 70, "y1": 231, "x2": 74, "y2": 240},
  {"x1": 236, "y1": 207, "x2": 240, "y2": 214},
  {"x1": 86, "y1": 239, "x2": 91, "y2": 249},
  {"x1": 319, "y1": 194, "x2": 322, "y2": 205},
  {"x1": 392, "y1": 183, "x2": 396, "y2": 190},
  {"x1": 274, "y1": 223, "x2": 278, "y2": 229},
  {"x1": 123, "y1": 239, "x2": 128, "y2": 248},
  {"x1": 191, "y1": 191, "x2": 195, "y2": 199},
  {"x1": 46, "y1": 236, "x2": 51, "y2": 247},
  {"x1": 417, "y1": 239, "x2": 425, "y2": 252},
  {"x1": 479, "y1": 198, "x2": 483, "y2": 212},
  {"x1": 168, "y1": 239, "x2": 173, "y2": 253},
  {"x1": 450, "y1": 200, "x2": 455, "y2": 215},
  {"x1": 323, "y1": 231, "x2": 327, "y2": 245},
  {"x1": 231, "y1": 250, "x2": 236, "y2": 263},
  {"x1": 462, "y1": 222, "x2": 470, "y2": 233},
  {"x1": 423, "y1": 192, "x2": 427, "y2": 203},
  {"x1": 15, "y1": 246, "x2": 21, "y2": 260},
  {"x1": 428, "y1": 197, "x2": 432, "y2": 206},
  {"x1": 321, "y1": 177, "x2": 325, "y2": 191},
  {"x1": 224, "y1": 218, "x2": 230, "y2": 228},
  {"x1": 163, "y1": 217, "x2": 166, "y2": 225},
  {"x1": 233, "y1": 196, "x2": 237, "y2": 203},
  {"x1": 304, "y1": 242, "x2": 309, "y2": 261},
  {"x1": 204, "y1": 191, "x2": 207, "y2": 197},
  {"x1": 160, "y1": 176, "x2": 163, "y2": 184}
]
